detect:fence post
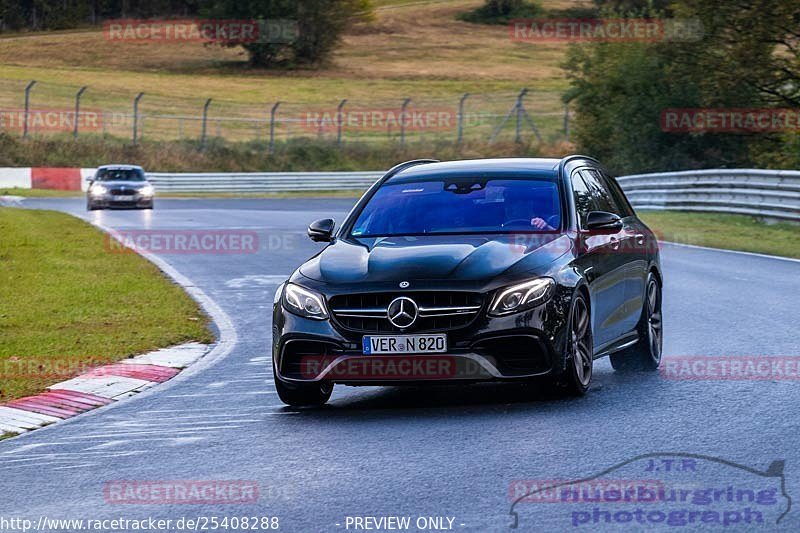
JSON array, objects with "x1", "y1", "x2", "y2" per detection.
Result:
[
  {"x1": 73, "y1": 86, "x2": 87, "y2": 139},
  {"x1": 336, "y1": 99, "x2": 347, "y2": 147},
  {"x1": 457, "y1": 93, "x2": 469, "y2": 145},
  {"x1": 269, "y1": 101, "x2": 281, "y2": 155},
  {"x1": 400, "y1": 98, "x2": 411, "y2": 147},
  {"x1": 23, "y1": 81, "x2": 36, "y2": 139},
  {"x1": 515, "y1": 88, "x2": 528, "y2": 144},
  {"x1": 132, "y1": 92, "x2": 144, "y2": 145},
  {"x1": 201, "y1": 98, "x2": 212, "y2": 149}
]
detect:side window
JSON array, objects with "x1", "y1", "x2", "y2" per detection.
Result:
[
  {"x1": 580, "y1": 169, "x2": 623, "y2": 216},
  {"x1": 601, "y1": 171, "x2": 635, "y2": 217},
  {"x1": 570, "y1": 171, "x2": 596, "y2": 228}
]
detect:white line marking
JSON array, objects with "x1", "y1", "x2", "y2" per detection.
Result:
[{"x1": 661, "y1": 241, "x2": 800, "y2": 264}]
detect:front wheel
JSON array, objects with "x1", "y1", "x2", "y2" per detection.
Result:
[
  {"x1": 610, "y1": 273, "x2": 663, "y2": 371},
  {"x1": 273, "y1": 360, "x2": 333, "y2": 407},
  {"x1": 558, "y1": 292, "x2": 593, "y2": 396}
]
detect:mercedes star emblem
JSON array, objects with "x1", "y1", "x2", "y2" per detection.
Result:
[{"x1": 387, "y1": 296, "x2": 418, "y2": 329}]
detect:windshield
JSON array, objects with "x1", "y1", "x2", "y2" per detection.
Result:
[
  {"x1": 351, "y1": 177, "x2": 561, "y2": 237},
  {"x1": 95, "y1": 168, "x2": 145, "y2": 181}
]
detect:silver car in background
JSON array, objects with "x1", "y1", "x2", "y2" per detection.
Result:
[{"x1": 86, "y1": 165, "x2": 155, "y2": 210}]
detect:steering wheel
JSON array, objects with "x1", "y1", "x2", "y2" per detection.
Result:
[
  {"x1": 502, "y1": 216, "x2": 559, "y2": 229},
  {"x1": 502, "y1": 218, "x2": 533, "y2": 228}
]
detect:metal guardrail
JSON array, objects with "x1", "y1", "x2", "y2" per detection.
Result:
[
  {"x1": 147, "y1": 168, "x2": 800, "y2": 222},
  {"x1": 617, "y1": 169, "x2": 800, "y2": 222},
  {"x1": 147, "y1": 171, "x2": 380, "y2": 193}
]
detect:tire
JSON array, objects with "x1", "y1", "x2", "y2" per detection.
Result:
[
  {"x1": 558, "y1": 292, "x2": 593, "y2": 396},
  {"x1": 273, "y1": 359, "x2": 333, "y2": 407},
  {"x1": 610, "y1": 273, "x2": 663, "y2": 371},
  {"x1": 87, "y1": 201, "x2": 99, "y2": 211}
]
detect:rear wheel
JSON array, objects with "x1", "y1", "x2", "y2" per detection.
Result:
[
  {"x1": 559, "y1": 293, "x2": 593, "y2": 396},
  {"x1": 610, "y1": 273, "x2": 662, "y2": 371},
  {"x1": 273, "y1": 359, "x2": 333, "y2": 407}
]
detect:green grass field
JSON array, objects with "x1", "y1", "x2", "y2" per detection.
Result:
[
  {"x1": 639, "y1": 211, "x2": 800, "y2": 260},
  {"x1": 0, "y1": 0, "x2": 583, "y2": 146},
  {"x1": 0, "y1": 208, "x2": 214, "y2": 401}
]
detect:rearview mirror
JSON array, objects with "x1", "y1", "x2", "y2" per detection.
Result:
[
  {"x1": 308, "y1": 218, "x2": 335, "y2": 242},
  {"x1": 585, "y1": 211, "x2": 622, "y2": 232}
]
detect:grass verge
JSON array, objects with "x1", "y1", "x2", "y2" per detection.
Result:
[
  {"x1": 0, "y1": 208, "x2": 214, "y2": 402},
  {"x1": 1, "y1": 188, "x2": 81, "y2": 198},
  {"x1": 0, "y1": 134, "x2": 572, "y2": 171},
  {"x1": 639, "y1": 211, "x2": 800, "y2": 260},
  {"x1": 0, "y1": 433, "x2": 14, "y2": 441}
]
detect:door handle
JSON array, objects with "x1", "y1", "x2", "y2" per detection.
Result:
[{"x1": 635, "y1": 234, "x2": 645, "y2": 246}]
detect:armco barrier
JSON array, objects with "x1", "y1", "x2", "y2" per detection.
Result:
[
  {"x1": 616, "y1": 169, "x2": 800, "y2": 222},
  {"x1": 145, "y1": 171, "x2": 380, "y2": 193},
  {"x1": 1, "y1": 167, "x2": 798, "y2": 222}
]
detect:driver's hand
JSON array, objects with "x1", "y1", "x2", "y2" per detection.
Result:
[{"x1": 531, "y1": 217, "x2": 550, "y2": 230}]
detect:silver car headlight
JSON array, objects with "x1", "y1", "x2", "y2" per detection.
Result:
[
  {"x1": 488, "y1": 278, "x2": 555, "y2": 316},
  {"x1": 90, "y1": 185, "x2": 108, "y2": 196},
  {"x1": 140, "y1": 185, "x2": 155, "y2": 196},
  {"x1": 283, "y1": 283, "x2": 329, "y2": 320}
]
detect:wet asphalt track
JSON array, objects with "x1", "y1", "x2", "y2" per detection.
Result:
[{"x1": 1, "y1": 198, "x2": 799, "y2": 532}]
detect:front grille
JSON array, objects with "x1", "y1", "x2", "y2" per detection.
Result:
[
  {"x1": 329, "y1": 291, "x2": 483, "y2": 333},
  {"x1": 109, "y1": 188, "x2": 138, "y2": 196}
]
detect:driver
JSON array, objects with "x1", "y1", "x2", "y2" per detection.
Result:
[{"x1": 503, "y1": 190, "x2": 555, "y2": 230}]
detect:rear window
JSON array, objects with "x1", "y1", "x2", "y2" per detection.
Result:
[{"x1": 350, "y1": 177, "x2": 562, "y2": 237}]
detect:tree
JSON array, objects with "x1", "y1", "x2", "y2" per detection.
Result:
[
  {"x1": 200, "y1": 0, "x2": 372, "y2": 67},
  {"x1": 564, "y1": 0, "x2": 800, "y2": 174}
]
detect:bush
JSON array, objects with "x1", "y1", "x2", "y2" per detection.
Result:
[{"x1": 458, "y1": 0, "x2": 543, "y2": 25}]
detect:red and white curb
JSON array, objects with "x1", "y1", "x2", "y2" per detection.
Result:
[
  {"x1": 0, "y1": 342, "x2": 209, "y2": 436},
  {"x1": 0, "y1": 167, "x2": 95, "y2": 192}
]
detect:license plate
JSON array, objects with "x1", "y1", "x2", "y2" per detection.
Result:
[
  {"x1": 363, "y1": 334, "x2": 447, "y2": 355},
  {"x1": 112, "y1": 195, "x2": 134, "y2": 201}
]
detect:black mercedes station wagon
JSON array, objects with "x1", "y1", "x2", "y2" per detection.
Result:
[{"x1": 272, "y1": 157, "x2": 663, "y2": 406}]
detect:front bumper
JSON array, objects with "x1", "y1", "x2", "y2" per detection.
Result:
[
  {"x1": 272, "y1": 292, "x2": 571, "y2": 385},
  {"x1": 88, "y1": 194, "x2": 154, "y2": 208}
]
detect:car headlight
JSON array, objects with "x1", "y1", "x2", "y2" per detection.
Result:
[
  {"x1": 90, "y1": 185, "x2": 108, "y2": 196},
  {"x1": 140, "y1": 185, "x2": 154, "y2": 196},
  {"x1": 488, "y1": 278, "x2": 555, "y2": 316},
  {"x1": 283, "y1": 283, "x2": 329, "y2": 320}
]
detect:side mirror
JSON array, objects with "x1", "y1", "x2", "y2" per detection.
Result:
[
  {"x1": 585, "y1": 211, "x2": 622, "y2": 233},
  {"x1": 85, "y1": 175, "x2": 95, "y2": 182},
  {"x1": 308, "y1": 218, "x2": 335, "y2": 242}
]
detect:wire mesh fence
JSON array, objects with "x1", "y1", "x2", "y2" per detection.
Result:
[{"x1": 0, "y1": 78, "x2": 572, "y2": 149}]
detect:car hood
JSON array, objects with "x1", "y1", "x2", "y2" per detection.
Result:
[{"x1": 298, "y1": 234, "x2": 571, "y2": 284}]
